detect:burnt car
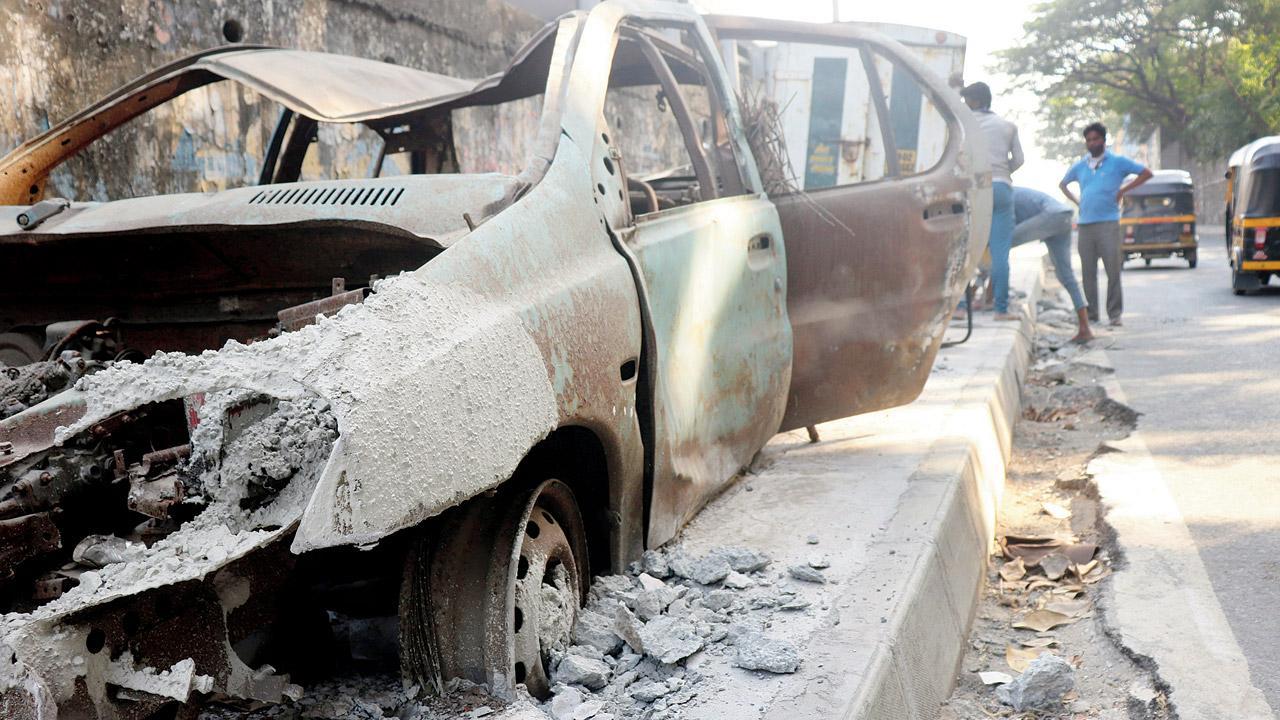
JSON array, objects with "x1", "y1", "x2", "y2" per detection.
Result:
[{"x1": 0, "y1": 3, "x2": 989, "y2": 716}]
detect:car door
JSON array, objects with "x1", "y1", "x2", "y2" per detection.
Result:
[
  {"x1": 707, "y1": 16, "x2": 989, "y2": 432},
  {"x1": 599, "y1": 22, "x2": 791, "y2": 545}
]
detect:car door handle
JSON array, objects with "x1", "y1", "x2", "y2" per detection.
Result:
[
  {"x1": 923, "y1": 201, "x2": 965, "y2": 220},
  {"x1": 748, "y1": 233, "x2": 773, "y2": 252}
]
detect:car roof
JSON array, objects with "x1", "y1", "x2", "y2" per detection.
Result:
[{"x1": 193, "y1": 48, "x2": 478, "y2": 123}]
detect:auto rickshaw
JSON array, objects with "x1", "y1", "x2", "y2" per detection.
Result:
[
  {"x1": 1120, "y1": 169, "x2": 1197, "y2": 268},
  {"x1": 1227, "y1": 136, "x2": 1280, "y2": 294}
]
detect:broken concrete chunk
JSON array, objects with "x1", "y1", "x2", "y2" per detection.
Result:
[
  {"x1": 806, "y1": 534, "x2": 820, "y2": 544},
  {"x1": 573, "y1": 609, "x2": 623, "y2": 656},
  {"x1": 732, "y1": 631, "x2": 801, "y2": 674},
  {"x1": 806, "y1": 554, "x2": 830, "y2": 570},
  {"x1": 678, "y1": 555, "x2": 732, "y2": 586},
  {"x1": 642, "y1": 550, "x2": 671, "y2": 578},
  {"x1": 550, "y1": 685, "x2": 586, "y2": 720},
  {"x1": 572, "y1": 699, "x2": 605, "y2": 720},
  {"x1": 995, "y1": 653, "x2": 1075, "y2": 711},
  {"x1": 629, "y1": 679, "x2": 673, "y2": 702},
  {"x1": 638, "y1": 616, "x2": 704, "y2": 664},
  {"x1": 703, "y1": 589, "x2": 735, "y2": 612},
  {"x1": 711, "y1": 546, "x2": 771, "y2": 573},
  {"x1": 787, "y1": 564, "x2": 827, "y2": 584},
  {"x1": 722, "y1": 572, "x2": 754, "y2": 589},
  {"x1": 592, "y1": 575, "x2": 639, "y2": 606},
  {"x1": 612, "y1": 604, "x2": 645, "y2": 654},
  {"x1": 637, "y1": 573, "x2": 667, "y2": 592},
  {"x1": 635, "y1": 585, "x2": 682, "y2": 621},
  {"x1": 553, "y1": 655, "x2": 611, "y2": 691}
]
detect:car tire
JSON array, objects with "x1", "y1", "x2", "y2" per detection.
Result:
[
  {"x1": 399, "y1": 478, "x2": 589, "y2": 700},
  {"x1": 1144, "y1": 258, "x2": 1152, "y2": 267},
  {"x1": 1186, "y1": 251, "x2": 1197, "y2": 269}
]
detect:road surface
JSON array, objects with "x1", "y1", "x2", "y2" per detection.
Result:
[{"x1": 1094, "y1": 229, "x2": 1280, "y2": 716}]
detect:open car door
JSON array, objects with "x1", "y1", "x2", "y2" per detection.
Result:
[{"x1": 706, "y1": 16, "x2": 989, "y2": 431}]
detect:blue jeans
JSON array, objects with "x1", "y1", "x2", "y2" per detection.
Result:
[
  {"x1": 1012, "y1": 209, "x2": 1088, "y2": 311},
  {"x1": 988, "y1": 181, "x2": 1014, "y2": 313}
]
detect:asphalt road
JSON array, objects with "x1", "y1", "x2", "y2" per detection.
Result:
[{"x1": 1098, "y1": 229, "x2": 1280, "y2": 713}]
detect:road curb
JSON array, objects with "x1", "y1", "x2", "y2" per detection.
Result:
[{"x1": 845, "y1": 255, "x2": 1043, "y2": 719}]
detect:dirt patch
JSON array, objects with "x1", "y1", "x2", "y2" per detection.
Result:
[{"x1": 941, "y1": 290, "x2": 1172, "y2": 720}]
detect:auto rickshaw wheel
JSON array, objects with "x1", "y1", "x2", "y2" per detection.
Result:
[
  {"x1": 1186, "y1": 250, "x2": 1197, "y2": 268},
  {"x1": 1144, "y1": 258, "x2": 1152, "y2": 267},
  {"x1": 399, "y1": 479, "x2": 589, "y2": 701}
]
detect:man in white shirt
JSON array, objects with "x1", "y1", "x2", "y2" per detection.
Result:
[{"x1": 961, "y1": 82, "x2": 1024, "y2": 320}]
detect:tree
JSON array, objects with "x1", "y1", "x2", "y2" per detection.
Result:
[{"x1": 999, "y1": 0, "x2": 1279, "y2": 161}]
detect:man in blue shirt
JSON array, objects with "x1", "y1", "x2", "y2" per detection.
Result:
[
  {"x1": 1013, "y1": 187, "x2": 1093, "y2": 343},
  {"x1": 1059, "y1": 122, "x2": 1153, "y2": 326}
]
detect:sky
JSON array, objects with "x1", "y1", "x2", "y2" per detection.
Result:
[{"x1": 695, "y1": 0, "x2": 1071, "y2": 194}]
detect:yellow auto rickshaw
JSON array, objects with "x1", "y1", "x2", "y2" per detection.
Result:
[
  {"x1": 1227, "y1": 136, "x2": 1280, "y2": 294},
  {"x1": 1120, "y1": 169, "x2": 1197, "y2": 268}
]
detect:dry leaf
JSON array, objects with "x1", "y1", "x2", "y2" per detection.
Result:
[
  {"x1": 1063, "y1": 543, "x2": 1098, "y2": 564},
  {"x1": 1006, "y1": 644, "x2": 1047, "y2": 673},
  {"x1": 1027, "y1": 577, "x2": 1059, "y2": 591},
  {"x1": 1041, "y1": 552, "x2": 1070, "y2": 581},
  {"x1": 1045, "y1": 598, "x2": 1091, "y2": 617},
  {"x1": 1051, "y1": 584, "x2": 1084, "y2": 596},
  {"x1": 1083, "y1": 567, "x2": 1112, "y2": 584},
  {"x1": 999, "y1": 557, "x2": 1027, "y2": 582},
  {"x1": 1042, "y1": 502, "x2": 1071, "y2": 520},
  {"x1": 1074, "y1": 559, "x2": 1099, "y2": 578},
  {"x1": 1013, "y1": 609, "x2": 1076, "y2": 632},
  {"x1": 979, "y1": 671, "x2": 1013, "y2": 685},
  {"x1": 1021, "y1": 636, "x2": 1059, "y2": 648}
]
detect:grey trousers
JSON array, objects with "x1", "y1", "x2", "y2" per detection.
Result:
[{"x1": 1077, "y1": 221, "x2": 1122, "y2": 321}]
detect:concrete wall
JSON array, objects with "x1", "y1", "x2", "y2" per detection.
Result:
[
  {"x1": 1162, "y1": 140, "x2": 1229, "y2": 229},
  {"x1": 0, "y1": 0, "x2": 544, "y2": 201}
]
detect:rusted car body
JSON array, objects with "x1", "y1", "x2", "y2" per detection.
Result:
[{"x1": 0, "y1": 2, "x2": 988, "y2": 716}]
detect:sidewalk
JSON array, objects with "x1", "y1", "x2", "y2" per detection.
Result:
[{"x1": 672, "y1": 246, "x2": 1044, "y2": 719}]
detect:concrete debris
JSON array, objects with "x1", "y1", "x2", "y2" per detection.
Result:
[
  {"x1": 787, "y1": 564, "x2": 827, "y2": 584},
  {"x1": 627, "y1": 680, "x2": 672, "y2": 702},
  {"x1": 612, "y1": 603, "x2": 646, "y2": 654},
  {"x1": 994, "y1": 652, "x2": 1075, "y2": 711},
  {"x1": 806, "y1": 534, "x2": 820, "y2": 544},
  {"x1": 722, "y1": 571, "x2": 753, "y2": 589},
  {"x1": 638, "y1": 616, "x2": 704, "y2": 664},
  {"x1": 641, "y1": 550, "x2": 671, "y2": 578},
  {"x1": 573, "y1": 608, "x2": 624, "y2": 655},
  {"x1": 71, "y1": 534, "x2": 145, "y2": 568},
  {"x1": 553, "y1": 655, "x2": 611, "y2": 690},
  {"x1": 670, "y1": 553, "x2": 732, "y2": 586},
  {"x1": 732, "y1": 631, "x2": 801, "y2": 674},
  {"x1": 709, "y1": 546, "x2": 771, "y2": 573},
  {"x1": 550, "y1": 686, "x2": 586, "y2": 720},
  {"x1": 806, "y1": 554, "x2": 830, "y2": 569}
]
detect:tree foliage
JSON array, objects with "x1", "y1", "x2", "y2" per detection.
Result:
[{"x1": 999, "y1": 0, "x2": 1280, "y2": 161}]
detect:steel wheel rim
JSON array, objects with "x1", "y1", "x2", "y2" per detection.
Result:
[{"x1": 508, "y1": 480, "x2": 585, "y2": 698}]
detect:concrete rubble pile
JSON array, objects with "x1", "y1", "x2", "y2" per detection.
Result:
[{"x1": 199, "y1": 543, "x2": 826, "y2": 720}]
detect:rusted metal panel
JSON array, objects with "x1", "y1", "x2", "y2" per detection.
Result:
[{"x1": 705, "y1": 14, "x2": 989, "y2": 431}]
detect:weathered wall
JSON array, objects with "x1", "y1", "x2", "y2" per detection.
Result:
[
  {"x1": 1162, "y1": 140, "x2": 1229, "y2": 229},
  {"x1": 0, "y1": 0, "x2": 544, "y2": 200}
]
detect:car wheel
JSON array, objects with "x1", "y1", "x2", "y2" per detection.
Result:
[
  {"x1": 1186, "y1": 251, "x2": 1197, "y2": 269},
  {"x1": 1144, "y1": 258, "x2": 1152, "y2": 267},
  {"x1": 399, "y1": 478, "x2": 589, "y2": 700}
]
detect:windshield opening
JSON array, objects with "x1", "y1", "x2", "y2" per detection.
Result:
[
  {"x1": 1123, "y1": 192, "x2": 1193, "y2": 218},
  {"x1": 1246, "y1": 168, "x2": 1280, "y2": 217}
]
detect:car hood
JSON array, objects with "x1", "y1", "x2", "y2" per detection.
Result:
[{"x1": 0, "y1": 173, "x2": 523, "y2": 245}]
